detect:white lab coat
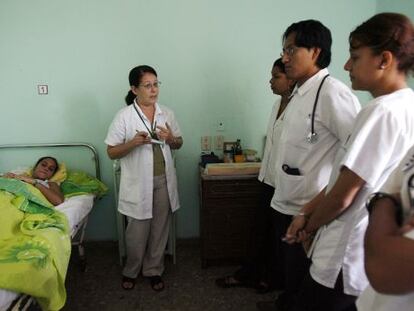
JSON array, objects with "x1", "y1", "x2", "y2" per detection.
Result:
[
  {"x1": 310, "y1": 88, "x2": 414, "y2": 296},
  {"x1": 357, "y1": 261, "x2": 414, "y2": 311},
  {"x1": 258, "y1": 99, "x2": 286, "y2": 187},
  {"x1": 105, "y1": 101, "x2": 181, "y2": 220},
  {"x1": 271, "y1": 68, "x2": 360, "y2": 215},
  {"x1": 356, "y1": 145, "x2": 414, "y2": 311}
]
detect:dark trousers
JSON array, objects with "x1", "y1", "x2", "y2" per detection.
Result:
[
  {"x1": 271, "y1": 209, "x2": 311, "y2": 306},
  {"x1": 290, "y1": 271, "x2": 357, "y2": 311},
  {"x1": 234, "y1": 183, "x2": 280, "y2": 288}
]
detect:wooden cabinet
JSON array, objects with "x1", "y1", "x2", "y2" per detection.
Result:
[{"x1": 200, "y1": 174, "x2": 262, "y2": 268}]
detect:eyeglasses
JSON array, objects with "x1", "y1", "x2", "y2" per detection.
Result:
[
  {"x1": 280, "y1": 46, "x2": 299, "y2": 58},
  {"x1": 140, "y1": 81, "x2": 162, "y2": 90}
]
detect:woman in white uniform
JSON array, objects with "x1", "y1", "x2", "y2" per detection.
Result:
[
  {"x1": 105, "y1": 65, "x2": 183, "y2": 291},
  {"x1": 357, "y1": 145, "x2": 414, "y2": 311},
  {"x1": 285, "y1": 13, "x2": 414, "y2": 311},
  {"x1": 216, "y1": 58, "x2": 295, "y2": 292}
]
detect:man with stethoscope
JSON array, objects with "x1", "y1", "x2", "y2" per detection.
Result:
[{"x1": 257, "y1": 20, "x2": 360, "y2": 311}]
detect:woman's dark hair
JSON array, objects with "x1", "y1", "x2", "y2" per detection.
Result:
[
  {"x1": 283, "y1": 19, "x2": 332, "y2": 69},
  {"x1": 125, "y1": 65, "x2": 158, "y2": 105},
  {"x1": 273, "y1": 58, "x2": 286, "y2": 74},
  {"x1": 273, "y1": 57, "x2": 296, "y2": 93},
  {"x1": 34, "y1": 156, "x2": 59, "y2": 175},
  {"x1": 349, "y1": 13, "x2": 414, "y2": 74}
]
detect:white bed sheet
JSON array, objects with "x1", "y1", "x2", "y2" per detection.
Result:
[
  {"x1": 56, "y1": 194, "x2": 95, "y2": 237},
  {"x1": 0, "y1": 194, "x2": 95, "y2": 311}
]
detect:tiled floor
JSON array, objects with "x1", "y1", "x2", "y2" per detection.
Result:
[{"x1": 63, "y1": 240, "x2": 277, "y2": 311}]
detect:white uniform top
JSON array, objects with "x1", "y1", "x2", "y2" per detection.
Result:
[
  {"x1": 105, "y1": 101, "x2": 181, "y2": 220},
  {"x1": 310, "y1": 88, "x2": 414, "y2": 296},
  {"x1": 357, "y1": 145, "x2": 414, "y2": 311},
  {"x1": 271, "y1": 68, "x2": 360, "y2": 215},
  {"x1": 258, "y1": 99, "x2": 286, "y2": 187}
]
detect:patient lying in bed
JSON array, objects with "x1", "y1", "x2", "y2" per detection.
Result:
[
  {"x1": 3, "y1": 156, "x2": 64, "y2": 206},
  {"x1": 0, "y1": 157, "x2": 107, "y2": 311}
]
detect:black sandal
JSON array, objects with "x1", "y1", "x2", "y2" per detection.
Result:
[
  {"x1": 121, "y1": 276, "x2": 136, "y2": 290},
  {"x1": 149, "y1": 275, "x2": 164, "y2": 292}
]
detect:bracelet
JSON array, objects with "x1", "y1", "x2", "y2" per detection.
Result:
[
  {"x1": 295, "y1": 212, "x2": 309, "y2": 220},
  {"x1": 366, "y1": 192, "x2": 403, "y2": 225}
]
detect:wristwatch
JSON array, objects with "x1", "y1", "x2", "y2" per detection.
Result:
[{"x1": 366, "y1": 192, "x2": 402, "y2": 225}]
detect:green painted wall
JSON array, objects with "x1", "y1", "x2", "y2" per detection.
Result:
[
  {"x1": 377, "y1": 0, "x2": 414, "y2": 18},
  {"x1": 0, "y1": 0, "x2": 376, "y2": 240}
]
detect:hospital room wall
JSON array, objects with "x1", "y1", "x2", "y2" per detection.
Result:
[
  {"x1": 0, "y1": 0, "x2": 379, "y2": 240},
  {"x1": 377, "y1": 0, "x2": 414, "y2": 20}
]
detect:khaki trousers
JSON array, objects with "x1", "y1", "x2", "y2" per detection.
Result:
[{"x1": 122, "y1": 174, "x2": 172, "y2": 278}]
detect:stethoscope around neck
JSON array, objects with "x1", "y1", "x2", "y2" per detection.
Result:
[{"x1": 307, "y1": 74, "x2": 330, "y2": 144}]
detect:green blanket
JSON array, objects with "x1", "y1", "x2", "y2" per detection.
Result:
[
  {"x1": 61, "y1": 171, "x2": 107, "y2": 198},
  {"x1": 0, "y1": 178, "x2": 70, "y2": 311}
]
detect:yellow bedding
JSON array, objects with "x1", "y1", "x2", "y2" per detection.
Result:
[{"x1": 0, "y1": 177, "x2": 70, "y2": 311}]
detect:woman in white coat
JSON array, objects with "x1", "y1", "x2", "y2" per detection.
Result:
[
  {"x1": 216, "y1": 58, "x2": 295, "y2": 292},
  {"x1": 357, "y1": 145, "x2": 414, "y2": 311},
  {"x1": 285, "y1": 12, "x2": 414, "y2": 311},
  {"x1": 105, "y1": 65, "x2": 183, "y2": 291}
]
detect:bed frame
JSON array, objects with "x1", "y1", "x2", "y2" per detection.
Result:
[
  {"x1": 0, "y1": 142, "x2": 100, "y2": 178},
  {"x1": 0, "y1": 142, "x2": 101, "y2": 311}
]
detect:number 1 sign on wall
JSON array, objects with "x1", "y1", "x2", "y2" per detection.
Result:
[{"x1": 37, "y1": 84, "x2": 48, "y2": 95}]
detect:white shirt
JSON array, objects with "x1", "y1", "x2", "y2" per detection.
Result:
[
  {"x1": 258, "y1": 99, "x2": 286, "y2": 187},
  {"x1": 356, "y1": 255, "x2": 414, "y2": 311},
  {"x1": 310, "y1": 88, "x2": 414, "y2": 296},
  {"x1": 357, "y1": 145, "x2": 414, "y2": 311},
  {"x1": 271, "y1": 68, "x2": 360, "y2": 215},
  {"x1": 105, "y1": 101, "x2": 181, "y2": 220}
]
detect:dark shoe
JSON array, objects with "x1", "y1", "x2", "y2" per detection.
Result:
[
  {"x1": 215, "y1": 275, "x2": 247, "y2": 288},
  {"x1": 149, "y1": 275, "x2": 165, "y2": 292},
  {"x1": 121, "y1": 276, "x2": 136, "y2": 290},
  {"x1": 256, "y1": 300, "x2": 277, "y2": 311}
]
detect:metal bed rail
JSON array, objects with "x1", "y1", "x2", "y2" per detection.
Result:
[{"x1": 0, "y1": 142, "x2": 101, "y2": 180}]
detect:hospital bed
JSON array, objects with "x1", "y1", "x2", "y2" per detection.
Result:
[{"x1": 0, "y1": 143, "x2": 104, "y2": 311}]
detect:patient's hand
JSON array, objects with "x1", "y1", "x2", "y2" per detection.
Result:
[
  {"x1": 4, "y1": 172, "x2": 17, "y2": 178},
  {"x1": 15, "y1": 175, "x2": 35, "y2": 185},
  {"x1": 3, "y1": 173, "x2": 35, "y2": 185}
]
